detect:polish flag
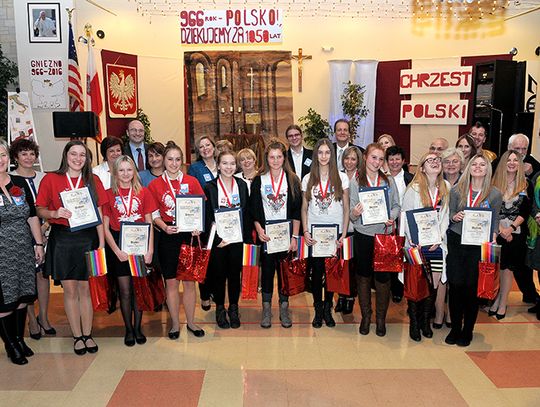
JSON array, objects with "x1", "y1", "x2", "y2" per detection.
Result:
[{"x1": 86, "y1": 42, "x2": 103, "y2": 142}]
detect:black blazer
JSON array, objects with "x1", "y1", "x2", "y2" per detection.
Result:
[
  {"x1": 123, "y1": 142, "x2": 151, "y2": 170},
  {"x1": 203, "y1": 177, "x2": 253, "y2": 247},
  {"x1": 404, "y1": 171, "x2": 414, "y2": 186},
  {"x1": 287, "y1": 148, "x2": 313, "y2": 180}
]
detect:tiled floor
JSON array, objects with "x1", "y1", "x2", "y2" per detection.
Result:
[{"x1": 0, "y1": 285, "x2": 538, "y2": 406}]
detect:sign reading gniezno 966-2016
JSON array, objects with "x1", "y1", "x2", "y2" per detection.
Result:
[{"x1": 180, "y1": 9, "x2": 283, "y2": 44}]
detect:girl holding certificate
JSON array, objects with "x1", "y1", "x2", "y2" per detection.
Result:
[
  {"x1": 103, "y1": 156, "x2": 156, "y2": 346},
  {"x1": 204, "y1": 151, "x2": 252, "y2": 329},
  {"x1": 489, "y1": 151, "x2": 531, "y2": 319},
  {"x1": 36, "y1": 141, "x2": 107, "y2": 355},
  {"x1": 250, "y1": 140, "x2": 302, "y2": 328},
  {"x1": 301, "y1": 139, "x2": 349, "y2": 328},
  {"x1": 149, "y1": 142, "x2": 206, "y2": 339},
  {"x1": 349, "y1": 143, "x2": 400, "y2": 337},
  {"x1": 447, "y1": 153, "x2": 502, "y2": 346},
  {"x1": 401, "y1": 152, "x2": 450, "y2": 342}
]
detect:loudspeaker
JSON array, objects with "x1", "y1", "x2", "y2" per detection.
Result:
[{"x1": 52, "y1": 111, "x2": 98, "y2": 138}]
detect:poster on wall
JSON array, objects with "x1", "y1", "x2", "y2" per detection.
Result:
[
  {"x1": 27, "y1": 3, "x2": 61, "y2": 43},
  {"x1": 180, "y1": 9, "x2": 283, "y2": 44},
  {"x1": 7, "y1": 92, "x2": 36, "y2": 143},
  {"x1": 400, "y1": 100, "x2": 468, "y2": 125},
  {"x1": 29, "y1": 58, "x2": 67, "y2": 109},
  {"x1": 105, "y1": 64, "x2": 138, "y2": 118}
]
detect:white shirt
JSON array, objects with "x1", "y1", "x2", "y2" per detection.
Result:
[
  {"x1": 302, "y1": 171, "x2": 349, "y2": 233},
  {"x1": 260, "y1": 171, "x2": 288, "y2": 221},
  {"x1": 290, "y1": 147, "x2": 304, "y2": 176},
  {"x1": 93, "y1": 161, "x2": 111, "y2": 190},
  {"x1": 392, "y1": 169, "x2": 407, "y2": 205},
  {"x1": 217, "y1": 177, "x2": 240, "y2": 208},
  {"x1": 336, "y1": 143, "x2": 350, "y2": 172}
]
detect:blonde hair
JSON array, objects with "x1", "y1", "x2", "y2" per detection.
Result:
[
  {"x1": 455, "y1": 153, "x2": 494, "y2": 207},
  {"x1": 110, "y1": 155, "x2": 143, "y2": 195},
  {"x1": 377, "y1": 134, "x2": 395, "y2": 147},
  {"x1": 406, "y1": 152, "x2": 449, "y2": 208},
  {"x1": 492, "y1": 150, "x2": 527, "y2": 199},
  {"x1": 237, "y1": 148, "x2": 257, "y2": 165}
]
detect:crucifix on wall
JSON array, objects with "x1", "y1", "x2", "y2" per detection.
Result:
[
  {"x1": 247, "y1": 67, "x2": 256, "y2": 109},
  {"x1": 291, "y1": 48, "x2": 312, "y2": 92}
]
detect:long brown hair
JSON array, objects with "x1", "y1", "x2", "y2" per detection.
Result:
[
  {"x1": 55, "y1": 140, "x2": 97, "y2": 200},
  {"x1": 455, "y1": 153, "x2": 494, "y2": 207},
  {"x1": 305, "y1": 138, "x2": 343, "y2": 201},
  {"x1": 356, "y1": 143, "x2": 389, "y2": 187},
  {"x1": 406, "y1": 152, "x2": 449, "y2": 208},
  {"x1": 260, "y1": 139, "x2": 300, "y2": 200},
  {"x1": 492, "y1": 150, "x2": 527, "y2": 200}
]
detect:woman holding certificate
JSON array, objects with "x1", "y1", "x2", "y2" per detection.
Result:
[
  {"x1": 205, "y1": 151, "x2": 252, "y2": 329},
  {"x1": 489, "y1": 151, "x2": 531, "y2": 319},
  {"x1": 103, "y1": 156, "x2": 156, "y2": 346},
  {"x1": 349, "y1": 143, "x2": 400, "y2": 337},
  {"x1": 447, "y1": 153, "x2": 502, "y2": 346},
  {"x1": 148, "y1": 142, "x2": 206, "y2": 339},
  {"x1": 250, "y1": 140, "x2": 302, "y2": 328},
  {"x1": 301, "y1": 139, "x2": 349, "y2": 328},
  {"x1": 36, "y1": 141, "x2": 107, "y2": 355},
  {"x1": 401, "y1": 152, "x2": 450, "y2": 342}
]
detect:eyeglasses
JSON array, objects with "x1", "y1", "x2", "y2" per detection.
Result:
[
  {"x1": 429, "y1": 146, "x2": 445, "y2": 152},
  {"x1": 423, "y1": 157, "x2": 442, "y2": 165},
  {"x1": 443, "y1": 159, "x2": 461, "y2": 165},
  {"x1": 287, "y1": 132, "x2": 302, "y2": 138},
  {"x1": 129, "y1": 129, "x2": 145, "y2": 133}
]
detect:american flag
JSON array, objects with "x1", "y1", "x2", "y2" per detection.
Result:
[{"x1": 67, "y1": 21, "x2": 84, "y2": 111}]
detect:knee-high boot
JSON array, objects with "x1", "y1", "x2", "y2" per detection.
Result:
[
  {"x1": 356, "y1": 275, "x2": 372, "y2": 335},
  {"x1": 407, "y1": 300, "x2": 421, "y2": 342},
  {"x1": 14, "y1": 307, "x2": 34, "y2": 356},
  {"x1": 0, "y1": 313, "x2": 28, "y2": 365},
  {"x1": 374, "y1": 279, "x2": 391, "y2": 337},
  {"x1": 421, "y1": 294, "x2": 434, "y2": 338}
]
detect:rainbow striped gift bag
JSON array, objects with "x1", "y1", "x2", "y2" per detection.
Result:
[
  {"x1": 242, "y1": 244, "x2": 260, "y2": 300},
  {"x1": 85, "y1": 248, "x2": 109, "y2": 312},
  {"x1": 128, "y1": 255, "x2": 148, "y2": 277},
  {"x1": 342, "y1": 236, "x2": 354, "y2": 260},
  {"x1": 296, "y1": 236, "x2": 309, "y2": 259},
  {"x1": 85, "y1": 248, "x2": 108, "y2": 277}
]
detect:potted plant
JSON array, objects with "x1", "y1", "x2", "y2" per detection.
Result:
[
  {"x1": 341, "y1": 81, "x2": 369, "y2": 141},
  {"x1": 0, "y1": 45, "x2": 19, "y2": 140},
  {"x1": 298, "y1": 108, "x2": 331, "y2": 148}
]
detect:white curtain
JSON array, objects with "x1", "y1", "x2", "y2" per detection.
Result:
[
  {"x1": 353, "y1": 60, "x2": 378, "y2": 148},
  {"x1": 328, "y1": 60, "x2": 353, "y2": 140}
]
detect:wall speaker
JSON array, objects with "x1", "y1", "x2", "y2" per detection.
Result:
[{"x1": 52, "y1": 111, "x2": 98, "y2": 138}]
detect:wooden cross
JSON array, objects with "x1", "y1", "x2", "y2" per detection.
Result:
[
  {"x1": 291, "y1": 48, "x2": 312, "y2": 92},
  {"x1": 247, "y1": 67, "x2": 256, "y2": 109}
]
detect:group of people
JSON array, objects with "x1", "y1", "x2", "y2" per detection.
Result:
[{"x1": 1, "y1": 118, "x2": 539, "y2": 366}]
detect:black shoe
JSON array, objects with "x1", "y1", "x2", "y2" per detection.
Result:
[
  {"x1": 496, "y1": 312, "x2": 506, "y2": 320},
  {"x1": 73, "y1": 336, "x2": 87, "y2": 355},
  {"x1": 4, "y1": 343, "x2": 28, "y2": 365},
  {"x1": 522, "y1": 295, "x2": 539, "y2": 304},
  {"x1": 488, "y1": 309, "x2": 497, "y2": 317},
  {"x1": 201, "y1": 300, "x2": 211, "y2": 311},
  {"x1": 216, "y1": 306, "x2": 230, "y2": 329},
  {"x1": 456, "y1": 332, "x2": 473, "y2": 347},
  {"x1": 187, "y1": 325, "x2": 205, "y2": 337},
  {"x1": 323, "y1": 302, "x2": 336, "y2": 327},
  {"x1": 432, "y1": 322, "x2": 443, "y2": 329},
  {"x1": 334, "y1": 297, "x2": 344, "y2": 313},
  {"x1": 445, "y1": 322, "x2": 452, "y2": 328},
  {"x1": 29, "y1": 327, "x2": 42, "y2": 340},
  {"x1": 135, "y1": 332, "x2": 147, "y2": 345},
  {"x1": 124, "y1": 332, "x2": 135, "y2": 347},
  {"x1": 37, "y1": 318, "x2": 56, "y2": 335},
  {"x1": 312, "y1": 302, "x2": 323, "y2": 328},
  {"x1": 15, "y1": 338, "x2": 34, "y2": 357},
  {"x1": 527, "y1": 303, "x2": 538, "y2": 313},
  {"x1": 342, "y1": 298, "x2": 355, "y2": 315},
  {"x1": 168, "y1": 330, "x2": 180, "y2": 340},
  {"x1": 375, "y1": 319, "x2": 386, "y2": 337},
  {"x1": 82, "y1": 335, "x2": 98, "y2": 353},
  {"x1": 228, "y1": 305, "x2": 241, "y2": 329},
  {"x1": 444, "y1": 329, "x2": 460, "y2": 345},
  {"x1": 392, "y1": 295, "x2": 402, "y2": 303}
]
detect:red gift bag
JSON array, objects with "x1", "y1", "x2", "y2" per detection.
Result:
[
  {"x1": 176, "y1": 237, "x2": 211, "y2": 283},
  {"x1": 373, "y1": 227, "x2": 405, "y2": 272},
  {"x1": 325, "y1": 257, "x2": 350, "y2": 296},
  {"x1": 241, "y1": 265, "x2": 259, "y2": 300},
  {"x1": 132, "y1": 276, "x2": 155, "y2": 312},
  {"x1": 88, "y1": 275, "x2": 110, "y2": 312},
  {"x1": 147, "y1": 268, "x2": 166, "y2": 309},
  {"x1": 279, "y1": 255, "x2": 307, "y2": 296},
  {"x1": 477, "y1": 262, "x2": 500, "y2": 300},
  {"x1": 404, "y1": 263, "x2": 430, "y2": 302}
]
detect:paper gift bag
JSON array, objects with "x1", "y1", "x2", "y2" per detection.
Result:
[
  {"x1": 477, "y1": 262, "x2": 500, "y2": 300},
  {"x1": 325, "y1": 257, "x2": 350, "y2": 295},
  {"x1": 279, "y1": 254, "x2": 307, "y2": 296},
  {"x1": 132, "y1": 276, "x2": 155, "y2": 312},
  {"x1": 403, "y1": 263, "x2": 430, "y2": 302},
  {"x1": 373, "y1": 227, "x2": 405, "y2": 272},
  {"x1": 176, "y1": 237, "x2": 210, "y2": 283},
  {"x1": 241, "y1": 244, "x2": 260, "y2": 300},
  {"x1": 88, "y1": 275, "x2": 110, "y2": 312}
]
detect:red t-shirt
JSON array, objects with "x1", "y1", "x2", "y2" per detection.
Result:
[
  {"x1": 147, "y1": 173, "x2": 204, "y2": 223},
  {"x1": 36, "y1": 173, "x2": 108, "y2": 226},
  {"x1": 103, "y1": 187, "x2": 157, "y2": 231}
]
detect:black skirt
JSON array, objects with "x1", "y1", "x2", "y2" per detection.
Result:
[
  {"x1": 45, "y1": 224, "x2": 98, "y2": 281},
  {"x1": 158, "y1": 230, "x2": 190, "y2": 280},
  {"x1": 106, "y1": 230, "x2": 131, "y2": 277}
]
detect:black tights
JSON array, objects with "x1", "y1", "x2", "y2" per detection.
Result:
[
  {"x1": 309, "y1": 257, "x2": 334, "y2": 304},
  {"x1": 118, "y1": 276, "x2": 142, "y2": 335}
]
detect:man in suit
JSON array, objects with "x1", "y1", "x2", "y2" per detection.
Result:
[
  {"x1": 124, "y1": 119, "x2": 150, "y2": 171},
  {"x1": 333, "y1": 119, "x2": 365, "y2": 171},
  {"x1": 286, "y1": 124, "x2": 313, "y2": 179}
]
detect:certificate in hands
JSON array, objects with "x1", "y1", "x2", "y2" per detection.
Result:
[
  {"x1": 406, "y1": 208, "x2": 442, "y2": 246},
  {"x1": 175, "y1": 195, "x2": 205, "y2": 232},
  {"x1": 461, "y1": 207, "x2": 494, "y2": 246},
  {"x1": 358, "y1": 187, "x2": 390, "y2": 225},
  {"x1": 119, "y1": 222, "x2": 150, "y2": 255},
  {"x1": 311, "y1": 224, "x2": 338, "y2": 258},
  {"x1": 59, "y1": 186, "x2": 101, "y2": 231},
  {"x1": 265, "y1": 220, "x2": 291, "y2": 254},
  {"x1": 215, "y1": 208, "x2": 243, "y2": 244}
]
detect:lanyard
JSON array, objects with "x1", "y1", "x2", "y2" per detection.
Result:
[
  {"x1": 163, "y1": 172, "x2": 183, "y2": 199},
  {"x1": 319, "y1": 178, "x2": 330, "y2": 199},
  {"x1": 367, "y1": 174, "x2": 380, "y2": 187},
  {"x1": 119, "y1": 187, "x2": 133, "y2": 217},
  {"x1": 429, "y1": 187, "x2": 439, "y2": 209},
  {"x1": 66, "y1": 174, "x2": 82, "y2": 190},
  {"x1": 271, "y1": 170, "x2": 285, "y2": 198},
  {"x1": 468, "y1": 184, "x2": 482, "y2": 207},
  {"x1": 218, "y1": 176, "x2": 235, "y2": 207}
]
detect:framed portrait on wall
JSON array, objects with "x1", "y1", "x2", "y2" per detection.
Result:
[{"x1": 28, "y1": 3, "x2": 61, "y2": 43}]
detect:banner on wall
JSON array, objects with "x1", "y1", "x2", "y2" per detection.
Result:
[
  {"x1": 180, "y1": 9, "x2": 283, "y2": 44},
  {"x1": 29, "y1": 58, "x2": 67, "y2": 109},
  {"x1": 7, "y1": 92, "x2": 36, "y2": 142},
  {"x1": 400, "y1": 67, "x2": 472, "y2": 94},
  {"x1": 105, "y1": 64, "x2": 138, "y2": 118},
  {"x1": 400, "y1": 100, "x2": 468, "y2": 125}
]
